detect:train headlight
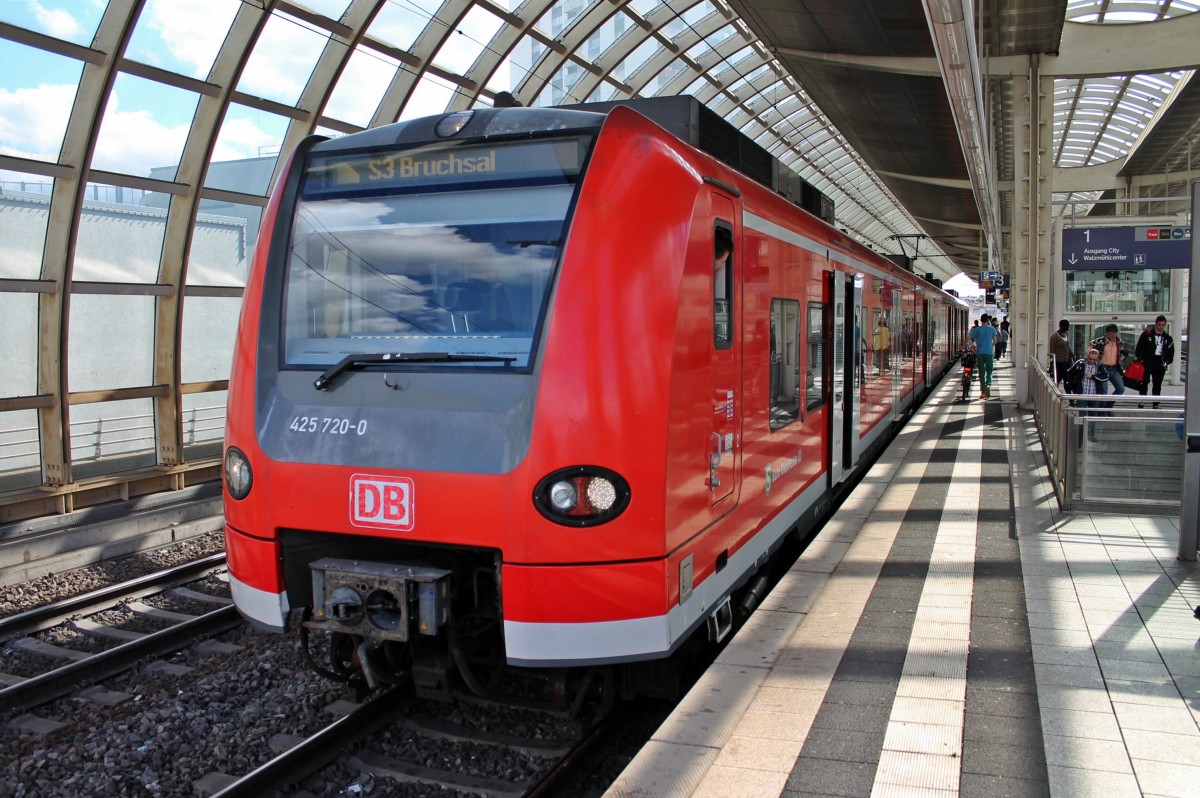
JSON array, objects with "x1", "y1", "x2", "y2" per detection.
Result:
[
  {"x1": 534, "y1": 466, "x2": 630, "y2": 527},
  {"x1": 224, "y1": 447, "x2": 253, "y2": 500},
  {"x1": 549, "y1": 481, "x2": 578, "y2": 512}
]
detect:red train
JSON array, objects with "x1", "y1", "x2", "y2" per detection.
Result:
[{"x1": 222, "y1": 98, "x2": 968, "y2": 700}]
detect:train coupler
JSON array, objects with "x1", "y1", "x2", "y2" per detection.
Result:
[{"x1": 305, "y1": 557, "x2": 451, "y2": 642}]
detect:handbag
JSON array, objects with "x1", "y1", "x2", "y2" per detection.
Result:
[{"x1": 1124, "y1": 360, "x2": 1145, "y2": 383}]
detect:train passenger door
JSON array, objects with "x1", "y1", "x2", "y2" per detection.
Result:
[
  {"x1": 889, "y1": 286, "x2": 903, "y2": 419},
  {"x1": 921, "y1": 298, "x2": 930, "y2": 385},
  {"x1": 708, "y1": 205, "x2": 740, "y2": 510},
  {"x1": 829, "y1": 271, "x2": 861, "y2": 484}
]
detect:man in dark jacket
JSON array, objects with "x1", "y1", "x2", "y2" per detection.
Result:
[{"x1": 1134, "y1": 315, "x2": 1174, "y2": 405}]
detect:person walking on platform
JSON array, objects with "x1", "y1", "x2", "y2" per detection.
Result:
[
  {"x1": 970, "y1": 313, "x2": 999, "y2": 399},
  {"x1": 1066, "y1": 348, "x2": 1110, "y2": 443},
  {"x1": 996, "y1": 325, "x2": 1009, "y2": 360},
  {"x1": 1134, "y1": 315, "x2": 1174, "y2": 407},
  {"x1": 1090, "y1": 324, "x2": 1127, "y2": 398},
  {"x1": 1048, "y1": 319, "x2": 1073, "y2": 386},
  {"x1": 873, "y1": 317, "x2": 890, "y2": 374}
]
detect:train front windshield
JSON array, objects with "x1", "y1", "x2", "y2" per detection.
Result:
[{"x1": 281, "y1": 136, "x2": 591, "y2": 371}]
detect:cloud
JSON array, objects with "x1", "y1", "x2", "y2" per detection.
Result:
[
  {"x1": 0, "y1": 83, "x2": 76, "y2": 162},
  {"x1": 211, "y1": 116, "x2": 279, "y2": 163},
  {"x1": 90, "y1": 93, "x2": 191, "y2": 178},
  {"x1": 140, "y1": 0, "x2": 239, "y2": 79},
  {"x1": 237, "y1": 13, "x2": 329, "y2": 105},
  {"x1": 30, "y1": 0, "x2": 83, "y2": 39}
]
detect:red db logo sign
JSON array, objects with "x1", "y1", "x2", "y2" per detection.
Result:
[{"x1": 350, "y1": 474, "x2": 414, "y2": 531}]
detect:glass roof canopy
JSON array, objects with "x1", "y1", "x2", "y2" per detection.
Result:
[
  {"x1": 1054, "y1": 0, "x2": 1199, "y2": 214},
  {"x1": 0, "y1": 0, "x2": 940, "y2": 265},
  {"x1": 0, "y1": 0, "x2": 1193, "y2": 517}
]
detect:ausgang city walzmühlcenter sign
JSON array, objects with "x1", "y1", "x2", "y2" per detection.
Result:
[{"x1": 1062, "y1": 225, "x2": 1192, "y2": 270}]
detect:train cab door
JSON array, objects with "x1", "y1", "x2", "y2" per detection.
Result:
[
  {"x1": 708, "y1": 206, "x2": 740, "y2": 511},
  {"x1": 829, "y1": 271, "x2": 861, "y2": 484}
]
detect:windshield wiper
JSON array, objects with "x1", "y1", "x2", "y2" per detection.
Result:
[{"x1": 313, "y1": 352, "x2": 517, "y2": 391}]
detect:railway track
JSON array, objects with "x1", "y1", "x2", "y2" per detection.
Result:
[
  {"x1": 205, "y1": 685, "x2": 636, "y2": 798},
  {"x1": 0, "y1": 553, "x2": 243, "y2": 714}
]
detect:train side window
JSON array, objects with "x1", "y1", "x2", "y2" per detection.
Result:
[
  {"x1": 807, "y1": 301, "x2": 826, "y2": 412},
  {"x1": 769, "y1": 298, "x2": 801, "y2": 430},
  {"x1": 713, "y1": 223, "x2": 733, "y2": 349}
]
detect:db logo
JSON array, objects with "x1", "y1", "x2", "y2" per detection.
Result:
[{"x1": 350, "y1": 474, "x2": 414, "y2": 531}]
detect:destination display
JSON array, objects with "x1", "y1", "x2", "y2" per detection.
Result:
[
  {"x1": 302, "y1": 137, "x2": 589, "y2": 196},
  {"x1": 1062, "y1": 225, "x2": 1192, "y2": 271}
]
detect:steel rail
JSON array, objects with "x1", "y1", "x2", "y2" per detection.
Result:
[
  {"x1": 0, "y1": 604, "x2": 242, "y2": 714},
  {"x1": 210, "y1": 686, "x2": 413, "y2": 798},
  {"x1": 0, "y1": 552, "x2": 228, "y2": 639}
]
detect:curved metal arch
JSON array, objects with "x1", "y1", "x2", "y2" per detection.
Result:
[
  {"x1": 449, "y1": 2, "x2": 545, "y2": 110},
  {"x1": 515, "y1": 0, "x2": 629, "y2": 105},
  {"x1": 372, "y1": 0, "x2": 478, "y2": 126},
  {"x1": 651, "y1": 22, "x2": 753, "y2": 97},
  {"x1": 615, "y1": 13, "x2": 739, "y2": 100},
  {"x1": 37, "y1": 0, "x2": 146, "y2": 487},
  {"x1": 276, "y1": 0, "x2": 388, "y2": 169},
  {"x1": 152, "y1": 1, "x2": 278, "y2": 468}
]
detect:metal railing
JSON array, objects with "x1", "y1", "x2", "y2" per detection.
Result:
[
  {"x1": 0, "y1": 404, "x2": 226, "y2": 474},
  {"x1": 1030, "y1": 360, "x2": 1183, "y2": 513}
]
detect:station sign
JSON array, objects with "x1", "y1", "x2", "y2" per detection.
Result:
[
  {"x1": 979, "y1": 271, "x2": 1009, "y2": 289},
  {"x1": 1062, "y1": 225, "x2": 1192, "y2": 271}
]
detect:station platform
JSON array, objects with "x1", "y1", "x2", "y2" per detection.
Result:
[{"x1": 606, "y1": 357, "x2": 1200, "y2": 798}]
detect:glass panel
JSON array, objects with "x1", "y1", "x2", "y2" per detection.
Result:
[
  {"x1": 1064, "y1": 269, "x2": 1172, "y2": 314},
  {"x1": 68, "y1": 295, "x2": 155, "y2": 392},
  {"x1": 687, "y1": 24, "x2": 735, "y2": 59},
  {"x1": 126, "y1": 0, "x2": 241, "y2": 79},
  {"x1": 680, "y1": 1, "x2": 717, "y2": 28},
  {"x1": 0, "y1": 41, "x2": 83, "y2": 163},
  {"x1": 0, "y1": 0, "x2": 104, "y2": 46},
  {"x1": 582, "y1": 12, "x2": 632, "y2": 62},
  {"x1": 646, "y1": 59, "x2": 689, "y2": 94},
  {"x1": 92, "y1": 73, "x2": 200, "y2": 179},
  {"x1": 188, "y1": 200, "x2": 262, "y2": 287},
  {"x1": 283, "y1": 136, "x2": 591, "y2": 370},
  {"x1": 182, "y1": 296, "x2": 241, "y2": 382},
  {"x1": 432, "y1": 5, "x2": 505, "y2": 75},
  {"x1": 587, "y1": 82, "x2": 619, "y2": 103},
  {"x1": 535, "y1": 0, "x2": 593, "y2": 38},
  {"x1": 324, "y1": 47, "x2": 398, "y2": 129},
  {"x1": 630, "y1": 0, "x2": 664, "y2": 15},
  {"x1": 398, "y1": 75, "x2": 454, "y2": 121},
  {"x1": 0, "y1": 409, "x2": 42, "y2": 492},
  {"x1": 182, "y1": 390, "x2": 227, "y2": 460},
  {"x1": 0, "y1": 172, "x2": 53, "y2": 279},
  {"x1": 807, "y1": 302, "x2": 825, "y2": 410},
  {"x1": 769, "y1": 298, "x2": 800, "y2": 430},
  {"x1": 237, "y1": 10, "x2": 329, "y2": 107},
  {"x1": 0, "y1": 293, "x2": 38, "y2": 397},
  {"x1": 618, "y1": 37, "x2": 660, "y2": 77},
  {"x1": 73, "y1": 184, "x2": 167, "y2": 283},
  {"x1": 297, "y1": 0, "x2": 353, "y2": 20},
  {"x1": 486, "y1": 48, "x2": 543, "y2": 96},
  {"x1": 366, "y1": 0, "x2": 445, "y2": 52},
  {"x1": 207, "y1": 104, "x2": 291, "y2": 195},
  {"x1": 714, "y1": 223, "x2": 732, "y2": 349},
  {"x1": 69, "y1": 399, "x2": 157, "y2": 479},
  {"x1": 543, "y1": 62, "x2": 587, "y2": 106}
]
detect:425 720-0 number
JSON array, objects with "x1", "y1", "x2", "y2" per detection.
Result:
[{"x1": 288, "y1": 416, "x2": 367, "y2": 436}]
